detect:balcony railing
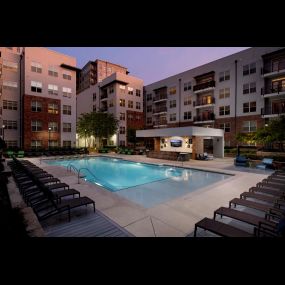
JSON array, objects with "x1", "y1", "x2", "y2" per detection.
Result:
[
  {"x1": 193, "y1": 80, "x2": 215, "y2": 92},
  {"x1": 153, "y1": 94, "x2": 167, "y2": 102},
  {"x1": 261, "y1": 86, "x2": 285, "y2": 96},
  {"x1": 262, "y1": 60, "x2": 285, "y2": 75},
  {"x1": 100, "y1": 106, "x2": 108, "y2": 112},
  {"x1": 194, "y1": 97, "x2": 215, "y2": 107},
  {"x1": 153, "y1": 106, "x2": 167, "y2": 114},
  {"x1": 193, "y1": 113, "x2": 215, "y2": 122},
  {"x1": 261, "y1": 106, "x2": 285, "y2": 116},
  {"x1": 100, "y1": 93, "x2": 108, "y2": 100},
  {"x1": 153, "y1": 120, "x2": 168, "y2": 126}
]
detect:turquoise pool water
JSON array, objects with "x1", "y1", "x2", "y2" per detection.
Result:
[{"x1": 45, "y1": 157, "x2": 231, "y2": 208}]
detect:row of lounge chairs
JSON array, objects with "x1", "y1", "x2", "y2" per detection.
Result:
[
  {"x1": 193, "y1": 170, "x2": 285, "y2": 237},
  {"x1": 9, "y1": 158, "x2": 95, "y2": 223}
]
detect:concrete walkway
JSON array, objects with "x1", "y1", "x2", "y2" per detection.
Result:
[{"x1": 28, "y1": 154, "x2": 272, "y2": 237}]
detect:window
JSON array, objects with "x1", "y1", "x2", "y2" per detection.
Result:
[
  {"x1": 48, "y1": 103, "x2": 59, "y2": 114},
  {"x1": 184, "y1": 81, "x2": 191, "y2": 91},
  {"x1": 119, "y1": 85, "x2": 126, "y2": 91},
  {"x1": 120, "y1": 99, "x2": 126, "y2": 107},
  {"x1": 219, "y1": 123, "x2": 231, "y2": 133},
  {"x1": 31, "y1": 81, "x2": 42, "y2": 93},
  {"x1": 243, "y1": 83, "x2": 249, "y2": 94},
  {"x1": 31, "y1": 120, "x2": 42, "y2": 131},
  {"x1": 136, "y1": 89, "x2": 141, "y2": 97},
  {"x1": 136, "y1": 102, "x2": 141, "y2": 110},
  {"x1": 62, "y1": 87, "x2": 72, "y2": 98},
  {"x1": 169, "y1": 100, "x2": 176, "y2": 108},
  {"x1": 119, "y1": 126, "x2": 125, "y2": 134},
  {"x1": 48, "y1": 122, "x2": 58, "y2": 132},
  {"x1": 219, "y1": 105, "x2": 230, "y2": 116},
  {"x1": 6, "y1": 141, "x2": 17, "y2": 147},
  {"x1": 109, "y1": 99, "x2": 114, "y2": 107},
  {"x1": 136, "y1": 115, "x2": 142, "y2": 121},
  {"x1": 63, "y1": 123, "x2": 71, "y2": 132},
  {"x1": 31, "y1": 62, "x2": 42, "y2": 73},
  {"x1": 48, "y1": 66, "x2": 58, "y2": 77},
  {"x1": 242, "y1": 121, "x2": 257, "y2": 132},
  {"x1": 146, "y1": 117, "x2": 152, "y2": 124},
  {"x1": 120, "y1": 113, "x2": 125, "y2": 121},
  {"x1": 184, "y1": 111, "x2": 192, "y2": 120},
  {"x1": 243, "y1": 63, "x2": 256, "y2": 76},
  {"x1": 31, "y1": 101, "x2": 42, "y2": 112},
  {"x1": 48, "y1": 140, "x2": 58, "y2": 148},
  {"x1": 3, "y1": 100, "x2": 17, "y2": 110},
  {"x1": 243, "y1": 101, "x2": 256, "y2": 113},
  {"x1": 93, "y1": 105, "x2": 96, "y2": 112},
  {"x1": 63, "y1": 72, "x2": 71, "y2": 80},
  {"x1": 48, "y1": 84, "x2": 58, "y2": 95},
  {"x1": 146, "y1": 105, "x2": 152, "y2": 112},
  {"x1": 108, "y1": 85, "x2": 114, "y2": 94},
  {"x1": 3, "y1": 60, "x2": 18, "y2": 71},
  {"x1": 170, "y1": 113, "x2": 176, "y2": 121},
  {"x1": 93, "y1": 93, "x2": 96, "y2": 101},
  {"x1": 169, "y1": 86, "x2": 176, "y2": 95},
  {"x1": 128, "y1": 87, "x2": 133, "y2": 95},
  {"x1": 127, "y1": 114, "x2": 133, "y2": 120},
  {"x1": 31, "y1": 140, "x2": 42, "y2": 149},
  {"x1": 146, "y1": 93, "x2": 152, "y2": 101},
  {"x1": 119, "y1": 140, "x2": 125, "y2": 147},
  {"x1": 3, "y1": 81, "x2": 18, "y2": 89},
  {"x1": 3, "y1": 120, "x2": 17, "y2": 130},
  {"x1": 219, "y1": 70, "x2": 230, "y2": 82},
  {"x1": 184, "y1": 95, "x2": 192, "y2": 105},
  {"x1": 63, "y1": 141, "x2": 72, "y2": 148},
  {"x1": 219, "y1": 88, "x2": 230, "y2": 99},
  {"x1": 63, "y1": 105, "x2": 71, "y2": 115},
  {"x1": 250, "y1": 82, "x2": 256, "y2": 93},
  {"x1": 128, "y1": 100, "x2": 133, "y2": 108}
]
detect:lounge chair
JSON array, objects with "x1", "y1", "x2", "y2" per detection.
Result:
[
  {"x1": 256, "y1": 158, "x2": 274, "y2": 170},
  {"x1": 193, "y1": 217, "x2": 253, "y2": 237},
  {"x1": 234, "y1": 155, "x2": 248, "y2": 167},
  {"x1": 239, "y1": 191, "x2": 284, "y2": 204},
  {"x1": 249, "y1": 186, "x2": 285, "y2": 197},
  {"x1": 17, "y1": 150, "x2": 25, "y2": 158}
]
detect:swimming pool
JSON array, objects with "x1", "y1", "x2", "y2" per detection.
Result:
[{"x1": 45, "y1": 157, "x2": 231, "y2": 208}]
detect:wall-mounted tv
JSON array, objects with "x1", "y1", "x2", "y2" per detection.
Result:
[{"x1": 170, "y1": 139, "x2": 182, "y2": 147}]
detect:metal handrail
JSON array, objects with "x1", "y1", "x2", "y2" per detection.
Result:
[
  {"x1": 78, "y1": 167, "x2": 98, "y2": 184},
  {"x1": 67, "y1": 163, "x2": 79, "y2": 173}
]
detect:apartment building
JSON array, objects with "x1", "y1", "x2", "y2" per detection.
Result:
[
  {"x1": 0, "y1": 47, "x2": 77, "y2": 150},
  {"x1": 77, "y1": 59, "x2": 129, "y2": 94},
  {"x1": 77, "y1": 71, "x2": 144, "y2": 147},
  {"x1": 144, "y1": 47, "x2": 285, "y2": 147}
]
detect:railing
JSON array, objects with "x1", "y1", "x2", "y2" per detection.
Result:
[
  {"x1": 153, "y1": 120, "x2": 168, "y2": 126},
  {"x1": 153, "y1": 94, "x2": 167, "y2": 102},
  {"x1": 261, "y1": 86, "x2": 285, "y2": 95},
  {"x1": 153, "y1": 106, "x2": 167, "y2": 114},
  {"x1": 193, "y1": 80, "x2": 215, "y2": 92},
  {"x1": 261, "y1": 106, "x2": 285, "y2": 116},
  {"x1": 193, "y1": 113, "x2": 215, "y2": 122},
  {"x1": 100, "y1": 93, "x2": 108, "y2": 99},
  {"x1": 262, "y1": 60, "x2": 285, "y2": 75},
  {"x1": 67, "y1": 164, "x2": 99, "y2": 184},
  {"x1": 194, "y1": 97, "x2": 215, "y2": 107}
]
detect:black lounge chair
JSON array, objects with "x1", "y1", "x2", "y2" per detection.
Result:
[
  {"x1": 34, "y1": 193, "x2": 95, "y2": 222},
  {"x1": 214, "y1": 207, "x2": 277, "y2": 234},
  {"x1": 240, "y1": 192, "x2": 284, "y2": 204},
  {"x1": 194, "y1": 217, "x2": 253, "y2": 237},
  {"x1": 249, "y1": 186, "x2": 285, "y2": 197},
  {"x1": 43, "y1": 183, "x2": 69, "y2": 191}
]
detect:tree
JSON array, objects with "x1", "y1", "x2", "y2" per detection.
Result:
[
  {"x1": 77, "y1": 111, "x2": 119, "y2": 148},
  {"x1": 235, "y1": 132, "x2": 256, "y2": 145}
]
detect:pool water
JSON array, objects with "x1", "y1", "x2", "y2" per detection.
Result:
[{"x1": 45, "y1": 157, "x2": 231, "y2": 208}]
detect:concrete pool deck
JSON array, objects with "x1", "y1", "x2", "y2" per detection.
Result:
[{"x1": 28, "y1": 154, "x2": 273, "y2": 237}]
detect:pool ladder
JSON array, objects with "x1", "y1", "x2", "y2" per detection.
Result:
[{"x1": 67, "y1": 163, "x2": 98, "y2": 184}]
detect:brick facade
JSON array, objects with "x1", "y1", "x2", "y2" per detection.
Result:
[{"x1": 23, "y1": 94, "x2": 61, "y2": 150}]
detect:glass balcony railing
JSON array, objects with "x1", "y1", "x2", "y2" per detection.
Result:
[{"x1": 193, "y1": 80, "x2": 215, "y2": 92}]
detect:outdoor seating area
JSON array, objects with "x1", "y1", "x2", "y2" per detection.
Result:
[
  {"x1": 193, "y1": 170, "x2": 285, "y2": 237},
  {"x1": 8, "y1": 158, "x2": 96, "y2": 223}
]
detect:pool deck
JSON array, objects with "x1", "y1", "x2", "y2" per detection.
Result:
[{"x1": 28, "y1": 154, "x2": 273, "y2": 237}]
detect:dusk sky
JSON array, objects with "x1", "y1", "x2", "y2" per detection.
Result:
[{"x1": 49, "y1": 47, "x2": 249, "y2": 85}]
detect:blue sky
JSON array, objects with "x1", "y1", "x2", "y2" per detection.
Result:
[{"x1": 49, "y1": 47, "x2": 249, "y2": 85}]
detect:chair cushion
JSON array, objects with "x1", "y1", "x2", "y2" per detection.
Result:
[{"x1": 262, "y1": 158, "x2": 273, "y2": 165}]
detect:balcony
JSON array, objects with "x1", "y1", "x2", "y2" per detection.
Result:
[
  {"x1": 261, "y1": 86, "x2": 285, "y2": 98},
  {"x1": 261, "y1": 105, "x2": 285, "y2": 118},
  {"x1": 100, "y1": 106, "x2": 108, "y2": 112},
  {"x1": 153, "y1": 94, "x2": 167, "y2": 103},
  {"x1": 193, "y1": 80, "x2": 215, "y2": 93},
  {"x1": 193, "y1": 113, "x2": 215, "y2": 123},
  {"x1": 194, "y1": 97, "x2": 215, "y2": 108},
  {"x1": 261, "y1": 61, "x2": 285, "y2": 78},
  {"x1": 100, "y1": 92, "x2": 108, "y2": 100},
  {"x1": 153, "y1": 120, "x2": 168, "y2": 128},
  {"x1": 152, "y1": 106, "x2": 167, "y2": 114}
]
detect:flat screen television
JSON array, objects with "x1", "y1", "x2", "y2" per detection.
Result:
[{"x1": 170, "y1": 139, "x2": 182, "y2": 147}]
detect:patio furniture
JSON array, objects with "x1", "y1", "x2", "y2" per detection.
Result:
[
  {"x1": 256, "y1": 158, "x2": 274, "y2": 170},
  {"x1": 17, "y1": 150, "x2": 25, "y2": 158},
  {"x1": 240, "y1": 191, "x2": 284, "y2": 204},
  {"x1": 234, "y1": 155, "x2": 248, "y2": 167},
  {"x1": 194, "y1": 217, "x2": 253, "y2": 237}
]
